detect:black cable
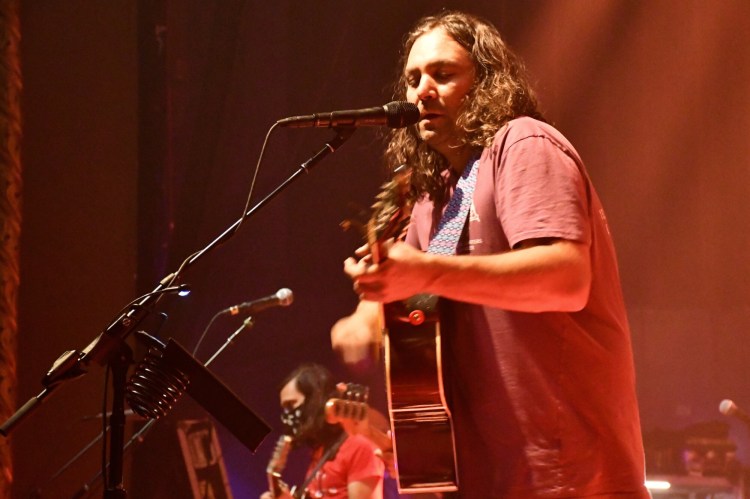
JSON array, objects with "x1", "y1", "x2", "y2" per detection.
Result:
[
  {"x1": 100, "y1": 366, "x2": 110, "y2": 492},
  {"x1": 190, "y1": 309, "x2": 224, "y2": 359}
]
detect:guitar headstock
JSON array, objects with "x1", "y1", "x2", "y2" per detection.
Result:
[
  {"x1": 325, "y1": 383, "x2": 395, "y2": 468},
  {"x1": 325, "y1": 382, "x2": 369, "y2": 425},
  {"x1": 340, "y1": 165, "x2": 413, "y2": 256},
  {"x1": 366, "y1": 165, "x2": 413, "y2": 264}
]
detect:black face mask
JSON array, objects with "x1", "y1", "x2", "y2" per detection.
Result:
[{"x1": 280, "y1": 403, "x2": 305, "y2": 436}]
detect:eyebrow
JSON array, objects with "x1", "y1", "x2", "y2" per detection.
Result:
[{"x1": 405, "y1": 58, "x2": 467, "y2": 74}]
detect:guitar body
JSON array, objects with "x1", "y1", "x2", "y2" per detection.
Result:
[{"x1": 382, "y1": 293, "x2": 459, "y2": 493}]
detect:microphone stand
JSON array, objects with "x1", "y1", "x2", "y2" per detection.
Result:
[
  {"x1": 204, "y1": 317, "x2": 255, "y2": 366},
  {"x1": 4, "y1": 127, "x2": 356, "y2": 499},
  {"x1": 68, "y1": 315, "x2": 257, "y2": 498}
]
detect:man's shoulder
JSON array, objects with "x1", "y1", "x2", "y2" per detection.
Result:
[
  {"x1": 492, "y1": 116, "x2": 576, "y2": 156},
  {"x1": 498, "y1": 116, "x2": 558, "y2": 141}
]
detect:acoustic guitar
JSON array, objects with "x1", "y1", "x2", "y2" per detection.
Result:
[{"x1": 365, "y1": 167, "x2": 459, "y2": 493}]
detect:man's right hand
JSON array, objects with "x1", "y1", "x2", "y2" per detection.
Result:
[{"x1": 330, "y1": 300, "x2": 380, "y2": 369}]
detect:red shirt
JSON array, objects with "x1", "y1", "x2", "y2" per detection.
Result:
[{"x1": 304, "y1": 434, "x2": 384, "y2": 498}]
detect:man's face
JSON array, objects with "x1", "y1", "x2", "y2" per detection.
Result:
[{"x1": 404, "y1": 27, "x2": 476, "y2": 158}]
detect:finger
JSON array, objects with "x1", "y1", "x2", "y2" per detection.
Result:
[
  {"x1": 353, "y1": 280, "x2": 372, "y2": 302},
  {"x1": 363, "y1": 261, "x2": 380, "y2": 275},
  {"x1": 356, "y1": 278, "x2": 384, "y2": 294},
  {"x1": 358, "y1": 288, "x2": 384, "y2": 303},
  {"x1": 353, "y1": 244, "x2": 371, "y2": 257},
  {"x1": 343, "y1": 257, "x2": 364, "y2": 277},
  {"x1": 355, "y1": 261, "x2": 386, "y2": 285}
]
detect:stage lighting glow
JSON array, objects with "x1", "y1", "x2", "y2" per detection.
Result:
[{"x1": 645, "y1": 479, "x2": 671, "y2": 490}]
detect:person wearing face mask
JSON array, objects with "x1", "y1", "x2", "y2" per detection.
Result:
[
  {"x1": 260, "y1": 363, "x2": 384, "y2": 499},
  {"x1": 331, "y1": 10, "x2": 649, "y2": 499}
]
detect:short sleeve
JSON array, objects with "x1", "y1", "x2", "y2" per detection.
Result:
[{"x1": 495, "y1": 130, "x2": 591, "y2": 248}]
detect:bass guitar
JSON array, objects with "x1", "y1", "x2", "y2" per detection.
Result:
[{"x1": 324, "y1": 383, "x2": 395, "y2": 474}]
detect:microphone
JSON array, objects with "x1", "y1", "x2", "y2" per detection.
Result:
[
  {"x1": 276, "y1": 101, "x2": 419, "y2": 129},
  {"x1": 223, "y1": 288, "x2": 294, "y2": 316},
  {"x1": 719, "y1": 399, "x2": 750, "y2": 428}
]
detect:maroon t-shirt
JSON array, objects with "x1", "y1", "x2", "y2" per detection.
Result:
[{"x1": 406, "y1": 117, "x2": 648, "y2": 498}]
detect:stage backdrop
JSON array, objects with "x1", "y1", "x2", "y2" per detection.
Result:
[{"x1": 12, "y1": 1, "x2": 750, "y2": 497}]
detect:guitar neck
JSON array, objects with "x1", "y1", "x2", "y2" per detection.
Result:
[
  {"x1": 363, "y1": 423, "x2": 392, "y2": 453},
  {"x1": 266, "y1": 435, "x2": 293, "y2": 498}
]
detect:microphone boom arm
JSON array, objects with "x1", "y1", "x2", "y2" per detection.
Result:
[{"x1": 183, "y1": 126, "x2": 356, "y2": 268}]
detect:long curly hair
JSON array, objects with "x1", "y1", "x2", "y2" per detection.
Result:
[
  {"x1": 281, "y1": 363, "x2": 342, "y2": 450},
  {"x1": 384, "y1": 10, "x2": 545, "y2": 204}
]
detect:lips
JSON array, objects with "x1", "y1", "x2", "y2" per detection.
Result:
[{"x1": 421, "y1": 112, "x2": 442, "y2": 121}]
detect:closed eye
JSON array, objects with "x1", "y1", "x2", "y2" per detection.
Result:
[{"x1": 434, "y1": 71, "x2": 453, "y2": 83}]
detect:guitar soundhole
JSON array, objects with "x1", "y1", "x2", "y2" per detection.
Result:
[{"x1": 408, "y1": 310, "x2": 425, "y2": 326}]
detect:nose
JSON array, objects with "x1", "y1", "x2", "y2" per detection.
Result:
[{"x1": 414, "y1": 75, "x2": 437, "y2": 102}]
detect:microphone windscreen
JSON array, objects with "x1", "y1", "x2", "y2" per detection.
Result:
[
  {"x1": 276, "y1": 288, "x2": 294, "y2": 306},
  {"x1": 384, "y1": 101, "x2": 420, "y2": 128},
  {"x1": 719, "y1": 399, "x2": 736, "y2": 416}
]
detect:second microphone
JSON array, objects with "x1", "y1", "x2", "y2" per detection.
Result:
[{"x1": 222, "y1": 288, "x2": 294, "y2": 316}]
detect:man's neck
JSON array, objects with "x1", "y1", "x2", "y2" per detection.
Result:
[{"x1": 444, "y1": 144, "x2": 478, "y2": 174}]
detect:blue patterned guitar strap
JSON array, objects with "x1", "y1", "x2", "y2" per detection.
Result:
[{"x1": 426, "y1": 157, "x2": 480, "y2": 255}]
